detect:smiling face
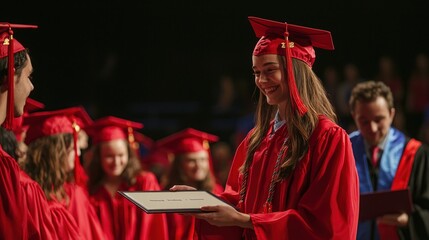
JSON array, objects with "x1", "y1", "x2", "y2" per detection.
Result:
[
  {"x1": 252, "y1": 54, "x2": 288, "y2": 106},
  {"x1": 352, "y1": 96, "x2": 395, "y2": 146},
  {"x1": 180, "y1": 150, "x2": 210, "y2": 183},
  {"x1": 100, "y1": 139, "x2": 129, "y2": 178}
]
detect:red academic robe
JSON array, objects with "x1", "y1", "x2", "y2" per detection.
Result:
[
  {"x1": 90, "y1": 171, "x2": 169, "y2": 240},
  {"x1": 20, "y1": 170, "x2": 58, "y2": 240},
  {"x1": 0, "y1": 146, "x2": 30, "y2": 239},
  {"x1": 195, "y1": 116, "x2": 360, "y2": 239},
  {"x1": 167, "y1": 184, "x2": 224, "y2": 240},
  {"x1": 64, "y1": 182, "x2": 106, "y2": 240},
  {"x1": 49, "y1": 200, "x2": 81, "y2": 239}
]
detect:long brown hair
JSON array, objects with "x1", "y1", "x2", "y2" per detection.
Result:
[
  {"x1": 242, "y1": 57, "x2": 337, "y2": 180},
  {"x1": 24, "y1": 133, "x2": 73, "y2": 202}
]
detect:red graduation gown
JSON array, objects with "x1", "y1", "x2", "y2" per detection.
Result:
[
  {"x1": 64, "y1": 182, "x2": 106, "y2": 240},
  {"x1": 0, "y1": 146, "x2": 30, "y2": 239},
  {"x1": 166, "y1": 184, "x2": 224, "y2": 240},
  {"x1": 90, "y1": 171, "x2": 169, "y2": 240},
  {"x1": 195, "y1": 116, "x2": 360, "y2": 239},
  {"x1": 20, "y1": 170, "x2": 58, "y2": 240},
  {"x1": 49, "y1": 200, "x2": 81, "y2": 239}
]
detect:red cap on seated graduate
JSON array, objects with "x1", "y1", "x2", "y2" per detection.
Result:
[
  {"x1": 248, "y1": 16, "x2": 334, "y2": 115},
  {"x1": 155, "y1": 128, "x2": 219, "y2": 177},
  {"x1": 12, "y1": 98, "x2": 45, "y2": 142},
  {"x1": 23, "y1": 106, "x2": 93, "y2": 187},
  {"x1": 0, "y1": 23, "x2": 38, "y2": 130},
  {"x1": 85, "y1": 116, "x2": 144, "y2": 157},
  {"x1": 156, "y1": 128, "x2": 219, "y2": 155}
]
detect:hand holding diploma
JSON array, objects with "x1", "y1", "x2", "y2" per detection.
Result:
[
  {"x1": 377, "y1": 212, "x2": 409, "y2": 227},
  {"x1": 170, "y1": 185, "x2": 253, "y2": 229}
]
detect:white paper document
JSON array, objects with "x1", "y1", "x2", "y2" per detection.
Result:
[{"x1": 118, "y1": 190, "x2": 232, "y2": 213}]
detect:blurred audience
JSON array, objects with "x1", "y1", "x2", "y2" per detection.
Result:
[{"x1": 405, "y1": 52, "x2": 429, "y2": 137}]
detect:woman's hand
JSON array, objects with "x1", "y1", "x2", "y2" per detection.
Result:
[
  {"x1": 377, "y1": 212, "x2": 409, "y2": 227},
  {"x1": 187, "y1": 204, "x2": 253, "y2": 229}
]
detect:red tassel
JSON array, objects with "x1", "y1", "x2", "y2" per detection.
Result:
[
  {"x1": 4, "y1": 29, "x2": 15, "y2": 130},
  {"x1": 284, "y1": 29, "x2": 307, "y2": 116},
  {"x1": 72, "y1": 121, "x2": 88, "y2": 188},
  {"x1": 127, "y1": 126, "x2": 140, "y2": 157},
  {"x1": 73, "y1": 125, "x2": 80, "y2": 181}
]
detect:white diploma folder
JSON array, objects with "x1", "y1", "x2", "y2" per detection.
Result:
[{"x1": 118, "y1": 190, "x2": 232, "y2": 213}]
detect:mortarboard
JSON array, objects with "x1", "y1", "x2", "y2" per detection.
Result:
[
  {"x1": 248, "y1": 16, "x2": 334, "y2": 115},
  {"x1": 23, "y1": 106, "x2": 92, "y2": 144},
  {"x1": 0, "y1": 23, "x2": 38, "y2": 130},
  {"x1": 12, "y1": 98, "x2": 45, "y2": 142},
  {"x1": 155, "y1": 128, "x2": 219, "y2": 177},
  {"x1": 23, "y1": 106, "x2": 93, "y2": 187},
  {"x1": 24, "y1": 98, "x2": 45, "y2": 113},
  {"x1": 155, "y1": 128, "x2": 219, "y2": 155},
  {"x1": 85, "y1": 116, "x2": 144, "y2": 154}
]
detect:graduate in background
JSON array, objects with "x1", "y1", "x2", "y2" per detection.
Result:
[
  {"x1": 349, "y1": 80, "x2": 429, "y2": 240},
  {"x1": 23, "y1": 106, "x2": 105, "y2": 240},
  {"x1": 85, "y1": 116, "x2": 168, "y2": 240},
  {"x1": 23, "y1": 107, "x2": 105, "y2": 239},
  {"x1": 5, "y1": 98, "x2": 70, "y2": 240},
  {"x1": 158, "y1": 128, "x2": 224, "y2": 240},
  {"x1": 171, "y1": 16, "x2": 359, "y2": 239}
]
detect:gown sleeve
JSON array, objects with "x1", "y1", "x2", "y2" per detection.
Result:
[
  {"x1": 49, "y1": 200, "x2": 81, "y2": 239},
  {"x1": 65, "y1": 183, "x2": 106, "y2": 240},
  {"x1": 21, "y1": 171, "x2": 58, "y2": 240},
  {"x1": 0, "y1": 148, "x2": 29, "y2": 239}
]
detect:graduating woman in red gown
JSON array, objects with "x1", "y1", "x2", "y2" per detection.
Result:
[
  {"x1": 85, "y1": 116, "x2": 169, "y2": 240},
  {"x1": 171, "y1": 16, "x2": 360, "y2": 240},
  {"x1": 158, "y1": 128, "x2": 224, "y2": 240},
  {"x1": 23, "y1": 107, "x2": 107, "y2": 240}
]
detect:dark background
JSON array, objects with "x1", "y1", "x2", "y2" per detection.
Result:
[{"x1": 3, "y1": 1, "x2": 429, "y2": 144}]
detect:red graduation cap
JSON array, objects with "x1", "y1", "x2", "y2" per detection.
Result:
[
  {"x1": 248, "y1": 16, "x2": 334, "y2": 115},
  {"x1": 85, "y1": 116, "x2": 144, "y2": 153},
  {"x1": 23, "y1": 106, "x2": 92, "y2": 144},
  {"x1": 155, "y1": 128, "x2": 219, "y2": 178},
  {"x1": 12, "y1": 98, "x2": 45, "y2": 141},
  {"x1": 0, "y1": 23, "x2": 38, "y2": 130},
  {"x1": 155, "y1": 128, "x2": 219, "y2": 155},
  {"x1": 24, "y1": 98, "x2": 45, "y2": 113},
  {"x1": 23, "y1": 106, "x2": 93, "y2": 187}
]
